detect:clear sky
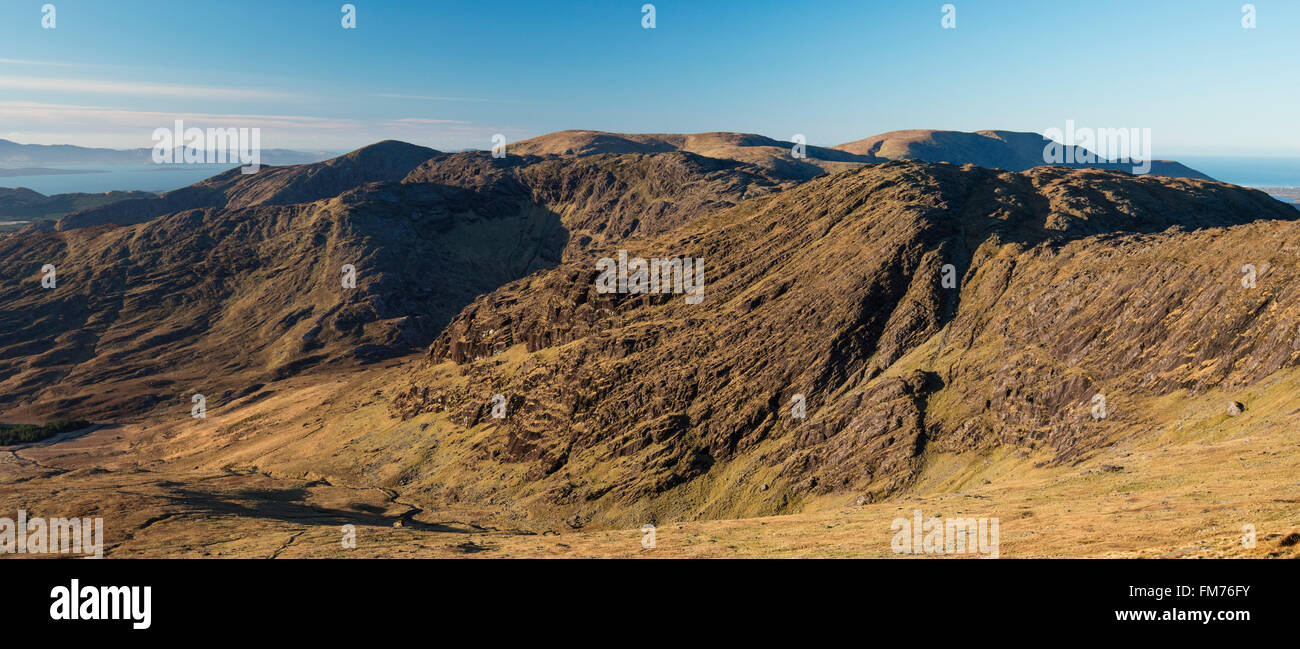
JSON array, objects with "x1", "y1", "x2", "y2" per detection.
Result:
[{"x1": 1, "y1": 0, "x2": 1297, "y2": 155}]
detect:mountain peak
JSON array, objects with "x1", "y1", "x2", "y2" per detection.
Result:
[
  {"x1": 52, "y1": 140, "x2": 439, "y2": 230},
  {"x1": 340, "y1": 139, "x2": 439, "y2": 161}
]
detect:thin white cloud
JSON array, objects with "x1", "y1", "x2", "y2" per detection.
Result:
[
  {"x1": 372, "y1": 93, "x2": 516, "y2": 103},
  {"x1": 0, "y1": 75, "x2": 289, "y2": 99},
  {"x1": 388, "y1": 118, "x2": 472, "y2": 125},
  {"x1": 0, "y1": 58, "x2": 79, "y2": 67},
  {"x1": 0, "y1": 101, "x2": 357, "y2": 130},
  {"x1": 0, "y1": 101, "x2": 509, "y2": 150}
]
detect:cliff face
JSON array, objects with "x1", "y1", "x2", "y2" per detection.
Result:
[{"x1": 390, "y1": 161, "x2": 1299, "y2": 525}]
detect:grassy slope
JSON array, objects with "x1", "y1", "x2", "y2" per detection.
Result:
[{"x1": 2, "y1": 358, "x2": 1296, "y2": 558}]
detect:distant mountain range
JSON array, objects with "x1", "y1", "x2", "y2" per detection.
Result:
[
  {"x1": 1, "y1": 128, "x2": 1212, "y2": 181},
  {"x1": 513, "y1": 128, "x2": 1214, "y2": 181},
  {"x1": 0, "y1": 167, "x2": 100, "y2": 177},
  {"x1": 0, "y1": 138, "x2": 332, "y2": 167},
  {"x1": 510, "y1": 130, "x2": 873, "y2": 181},
  {"x1": 834, "y1": 129, "x2": 1213, "y2": 180}
]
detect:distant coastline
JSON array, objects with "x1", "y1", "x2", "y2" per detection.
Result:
[
  {"x1": 0, "y1": 164, "x2": 236, "y2": 195},
  {"x1": 1175, "y1": 156, "x2": 1300, "y2": 187},
  {"x1": 0, "y1": 166, "x2": 107, "y2": 177},
  {"x1": 1257, "y1": 187, "x2": 1300, "y2": 204}
]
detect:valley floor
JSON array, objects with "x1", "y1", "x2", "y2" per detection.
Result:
[{"x1": 3, "y1": 358, "x2": 1298, "y2": 559}]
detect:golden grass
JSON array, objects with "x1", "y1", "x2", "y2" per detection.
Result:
[{"x1": 3, "y1": 358, "x2": 1298, "y2": 558}]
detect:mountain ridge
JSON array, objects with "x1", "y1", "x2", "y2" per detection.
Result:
[
  {"x1": 510, "y1": 128, "x2": 1214, "y2": 181},
  {"x1": 0, "y1": 137, "x2": 331, "y2": 167},
  {"x1": 834, "y1": 128, "x2": 1212, "y2": 180},
  {"x1": 48, "y1": 140, "x2": 439, "y2": 231},
  {"x1": 385, "y1": 160, "x2": 1296, "y2": 525},
  {"x1": 22, "y1": 127, "x2": 1221, "y2": 236}
]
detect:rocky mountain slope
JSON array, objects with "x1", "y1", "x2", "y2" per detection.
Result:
[
  {"x1": 7, "y1": 358, "x2": 1297, "y2": 557},
  {"x1": 0, "y1": 145, "x2": 801, "y2": 420},
  {"x1": 48, "y1": 141, "x2": 438, "y2": 231},
  {"x1": 405, "y1": 149, "x2": 792, "y2": 252},
  {"x1": 389, "y1": 160, "x2": 1298, "y2": 527},
  {"x1": 0, "y1": 178, "x2": 568, "y2": 419}
]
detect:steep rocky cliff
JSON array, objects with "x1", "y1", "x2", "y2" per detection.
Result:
[{"x1": 390, "y1": 160, "x2": 1299, "y2": 525}]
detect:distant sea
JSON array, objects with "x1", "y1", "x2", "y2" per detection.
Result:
[
  {"x1": 1176, "y1": 156, "x2": 1300, "y2": 202},
  {"x1": 0, "y1": 164, "x2": 238, "y2": 195}
]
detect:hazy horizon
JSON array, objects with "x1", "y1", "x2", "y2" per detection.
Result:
[
  {"x1": 6, "y1": 140, "x2": 1300, "y2": 199},
  {"x1": 11, "y1": 132, "x2": 1300, "y2": 161}
]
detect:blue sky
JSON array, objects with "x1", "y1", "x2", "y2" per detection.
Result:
[{"x1": 0, "y1": 0, "x2": 1297, "y2": 155}]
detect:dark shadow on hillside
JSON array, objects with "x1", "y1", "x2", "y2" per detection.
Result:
[
  {"x1": 159, "y1": 485, "x2": 472, "y2": 533},
  {"x1": 0, "y1": 420, "x2": 99, "y2": 446}
]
